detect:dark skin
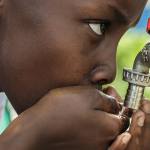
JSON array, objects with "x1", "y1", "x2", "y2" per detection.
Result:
[
  {"x1": 0, "y1": 0, "x2": 146, "y2": 113},
  {"x1": 0, "y1": 0, "x2": 149, "y2": 150}
]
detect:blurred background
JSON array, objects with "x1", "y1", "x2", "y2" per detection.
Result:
[
  {"x1": 112, "y1": 1, "x2": 150, "y2": 98},
  {"x1": 0, "y1": 1, "x2": 150, "y2": 133}
]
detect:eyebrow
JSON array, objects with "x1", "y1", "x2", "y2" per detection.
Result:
[
  {"x1": 108, "y1": 4, "x2": 129, "y2": 25},
  {"x1": 77, "y1": 1, "x2": 139, "y2": 27}
]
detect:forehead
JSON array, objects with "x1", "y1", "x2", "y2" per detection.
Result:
[
  {"x1": 71, "y1": 0, "x2": 147, "y2": 23},
  {"x1": 16, "y1": 0, "x2": 147, "y2": 16},
  {"x1": 12, "y1": 0, "x2": 147, "y2": 26}
]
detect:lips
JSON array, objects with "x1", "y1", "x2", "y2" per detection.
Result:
[{"x1": 96, "y1": 83, "x2": 103, "y2": 91}]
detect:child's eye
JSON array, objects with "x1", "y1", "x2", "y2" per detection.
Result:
[{"x1": 88, "y1": 21, "x2": 110, "y2": 36}]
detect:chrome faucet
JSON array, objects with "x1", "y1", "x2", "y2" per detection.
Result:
[{"x1": 121, "y1": 18, "x2": 150, "y2": 116}]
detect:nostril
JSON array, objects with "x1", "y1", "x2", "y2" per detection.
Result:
[
  {"x1": 91, "y1": 71, "x2": 106, "y2": 83},
  {"x1": 90, "y1": 70, "x2": 110, "y2": 85},
  {"x1": 95, "y1": 79, "x2": 108, "y2": 90},
  {"x1": 90, "y1": 64, "x2": 116, "y2": 85},
  {"x1": 97, "y1": 79, "x2": 108, "y2": 85}
]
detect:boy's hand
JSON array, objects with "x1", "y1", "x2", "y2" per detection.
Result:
[
  {"x1": 126, "y1": 99, "x2": 150, "y2": 150},
  {"x1": 0, "y1": 86, "x2": 128, "y2": 150},
  {"x1": 109, "y1": 99, "x2": 150, "y2": 150}
]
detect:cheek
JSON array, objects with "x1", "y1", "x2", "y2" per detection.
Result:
[
  {"x1": 34, "y1": 18, "x2": 97, "y2": 86},
  {"x1": 36, "y1": 21, "x2": 90, "y2": 85},
  {"x1": 1, "y1": 20, "x2": 93, "y2": 112}
]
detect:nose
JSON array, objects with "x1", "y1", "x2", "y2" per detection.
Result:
[
  {"x1": 90, "y1": 63, "x2": 116, "y2": 85},
  {"x1": 89, "y1": 45, "x2": 117, "y2": 85}
]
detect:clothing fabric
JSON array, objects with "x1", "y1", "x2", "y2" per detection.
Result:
[{"x1": 0, "y1": 93, "x2": 17, "y2": 133}]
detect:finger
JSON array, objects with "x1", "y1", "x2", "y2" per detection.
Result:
[
  {"x1": 139, "y1": 99, "x2": 150, "y2": 129},
  {"x1": 140, "y1": 114, "x2": 150, "y2": 150},
  {"x1": 103, "y1": 86, "x2": 122, "y2": 103},
  {"x1": 108, "y1": 132, "x2": 131, "y2": 150},
  {"x1": 139, "y1": 100, "x2": 150, "y2": 148},
  {"x1": 94, "y1": 90, "x2": 121, "y2": 114},
  {"x1": 127, "y1": 110, "x2": 145, "y2": 149},
  {"x1": 95, "y1": 112, "x2": 130, "y2": 140},
  {"x1": 140, "y1": 99, "x2": 150, "y2": 114},
  {"x1": 129, "y1": 110, "x2": 145, "y2": 136},
  {"x1": 48, "y1": 86, "x2": 121, "y2": 114}
]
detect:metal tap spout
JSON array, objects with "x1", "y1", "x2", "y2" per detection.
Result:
[
  {"x1": 133, "y1": 43, "x2": 150, "y2": 74},
  {"x1": 121, "y1": 18, "x2": 150, "y2": 116},
  {"x1": 123, "y1": 43, "x2": 150, "y2": 111}
]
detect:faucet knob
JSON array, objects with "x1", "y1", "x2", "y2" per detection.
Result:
[
  {"x1": 123, "y1": 68, "x2": 150, "y2": 87},
  {"x1": 123, "y1": 69, "x2": 150, "y2": 110},
  {"x1": 147, "y1": 18, "x2": 150, "y2": 34},
  {"x1": 122, "y1": 25, "x2": 150, "y2": 111}
]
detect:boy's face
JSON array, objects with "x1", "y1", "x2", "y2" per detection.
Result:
[{"x1": 0, "y1": 0, "x2": 147, "y2": 113}]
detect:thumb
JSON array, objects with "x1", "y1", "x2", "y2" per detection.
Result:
[
  {"x1": 108, "y1": 132, "x2": 131, "y2": 150},
  {"x1": 103, "y1": 86, "x2": 122, "y2": 103}
]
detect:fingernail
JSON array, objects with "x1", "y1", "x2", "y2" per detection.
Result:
[
  {"x1": 122, "y1": 133, "x2": 131, "y2": 144},
  {"x1": 137, "y1": 115, "x2": 145, "y2": 127},
  {"x1": 133, "y1": 109, "x2": 137, "y2": 113}
]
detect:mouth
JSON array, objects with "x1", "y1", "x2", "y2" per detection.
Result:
[
  {"x1": 96, "y1": 83, "x2": 103, "y2": 91},
  {"x1": 93, "y1": 79, "x2": 108, "y2": 91}
]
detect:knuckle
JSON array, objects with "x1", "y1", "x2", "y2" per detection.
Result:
[
  {"x1": 141, "y1": 100, "x2": 150, "y2": 114},
  {"x1": 92, "y1": 89, "x2": 103, "y2": 99},
  {"x1": 90, "y1": 89, "x2": 104, "y2": 104},
  {"x1": 132, "y1": 110, "x2": 145, "y2": 119}
]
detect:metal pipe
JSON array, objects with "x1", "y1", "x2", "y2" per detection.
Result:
[{"x1": 123, "y1": 43, "x2": 150, "y2": 111}]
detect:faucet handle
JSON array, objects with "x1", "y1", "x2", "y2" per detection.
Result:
[
  {"x1": 123, "y1": 69, "x2": 150, "y2": 87},
  {"x1": 147, "y1": 18, "x2": 150, "y2": 34}
]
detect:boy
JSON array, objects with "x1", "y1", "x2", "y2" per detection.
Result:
[{"x1": 0, "y1": 0, "x2": 149, "y2": 149}]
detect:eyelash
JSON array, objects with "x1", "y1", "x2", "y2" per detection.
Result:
[{"x1": 86, "y1": 20, "x2": 110, "y2": 36}]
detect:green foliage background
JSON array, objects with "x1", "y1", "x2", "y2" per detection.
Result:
[{"x1": 112, "y1": 31, "x2": 150, "y2": 99}]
